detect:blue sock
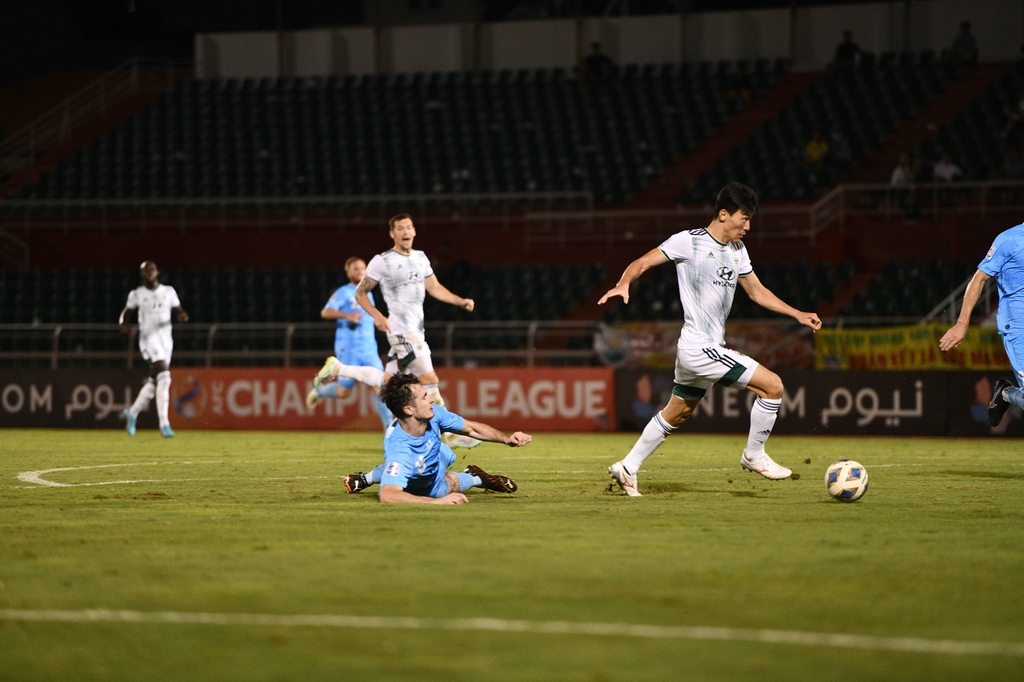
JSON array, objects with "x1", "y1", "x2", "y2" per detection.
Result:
[
  {"x1": 374, "y1": 395, "x2": 393, "y2": 430},
  {"x1": 317, "y1": 382, "x2": 340, "y2": 398},
  {"x1": 454, "y1": 472, "x2": 481, "y2": 493},
  {"x1": 1006, "y1": 386, "x2": 1024, "y2": 410},
  {"x1": 365, "y1": 464, "x2": 385, "y2": 485}
]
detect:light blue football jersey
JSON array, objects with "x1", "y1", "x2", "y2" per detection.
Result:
[
  {"x1": 325, "y1": 284, "x2": 376, "y2": 354},
  {"x1": 379, "y1": 405, "x2": 465, "y2": 496},
  {"x1": 979, "y1": 223, "x2": 1024, "y2": 335}
]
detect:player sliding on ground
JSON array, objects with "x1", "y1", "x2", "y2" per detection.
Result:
[
  {"x1": 119, "y1": 260, "x2": 189, "y2": 438},
  {"x1": 312, "y1": 212, "x2": 479, "y2": 447},
  {"x1": 599, "y1": 183, "x2": 822, "y2": 496},
  {"x1": 344, "y1": 373, "x2": 530, "y2": 504}
]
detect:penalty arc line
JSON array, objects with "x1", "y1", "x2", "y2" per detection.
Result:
[{"x1": 1, "y1": 609, "x2": 1022, "y2": 657}]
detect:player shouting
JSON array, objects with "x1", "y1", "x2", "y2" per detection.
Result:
[{"x1": 313, "y1": 213, "x2": 478, "y2": 447}]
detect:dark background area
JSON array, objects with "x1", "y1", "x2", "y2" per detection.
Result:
[{"x1": 0, "y1": 0, "x2": 884, "y2": 89}]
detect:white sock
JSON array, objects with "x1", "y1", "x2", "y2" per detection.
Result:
[
  {"x1": 746, "y1": 397, "x2": 781, "y2": 458},
  {"x1": 129, "y1": 380, "x2": 155, "y2": 418},
  {"x1": 155, "y1": 371, "x2": 171, "y2": 428},
  {"x1": 621, "y1": 412, "x2": 676, "y2": 474},
  {"x1": 423, "y1": 383, "x2": 444, "y2": 407},
  {"x1": 336, "y1": 362, "x2": 385, "y2": 389}
]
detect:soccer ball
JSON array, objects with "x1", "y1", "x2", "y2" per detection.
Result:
[{"x1": 825, "y1": 460, "x2": 868, "y2": 502}]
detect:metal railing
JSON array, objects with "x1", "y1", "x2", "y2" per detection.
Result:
[
  {"x1": 0, "y1": 58, "x2": 193, "y2": 181},
  {"x1": 920, "y1": 274, "x2": 998, "y2": 325},
  {"x1": 0, "y1": 321, "x2": 600, "y2": 369},
  {"x1": 2, "y1": 179, "x2": 1022, "y2": 248},
  {"x1": 0, "y1": 226, "x2": 29, "y2": 269},
  {"x1": 0, "y1": 191, "x2": 594, "y2": 235}
]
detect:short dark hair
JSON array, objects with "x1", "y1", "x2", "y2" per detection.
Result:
[
  {"x1": 379, "y1": 373, "x2": 421, "y2": 418},
  {"x1": 715, "y1": 182, "x2": 758, "y2": 216},
  {"x1": 389, "y1": 213, "x2": 413, "y2": 230}
]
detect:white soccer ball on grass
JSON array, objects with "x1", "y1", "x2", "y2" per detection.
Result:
[{"x1": 825, "y1": 459, "x2": 868, "y2": 502}]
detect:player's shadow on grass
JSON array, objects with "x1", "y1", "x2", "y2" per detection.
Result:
[
  {"x1": 644, "y1": 483, "x2": 765, "y2": 497},
  {"x1": 938, "y1": 470, "x2": 1024, "y2": 480}
]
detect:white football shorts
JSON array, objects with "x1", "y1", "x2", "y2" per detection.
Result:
[
  {"x1": 385, "y1": 332, "x2": 434, "y2": 377},
  {"x1": 139, "y1": 334, "x2": 173, "y2": 366},
  {"x1": 672, "y1": 345, "x2": 759, "y2": 401}
]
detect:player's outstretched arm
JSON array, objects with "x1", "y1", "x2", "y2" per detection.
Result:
[
  {"x1": 379, "y1": 484, "x2": 468, "y2": 505},
  {"x1": 457, "y1": 419, "x2": 532, "y2": 447},
  {"x1": 598, "y1": 248, "x2": 669, "y2": 305},
  {"x1": 739, "y1": 272, "x2": 822, "y2": 331},
  {"x1": 355, "y1": 276, "x2": 390, "y2": 333},
  {"x1": 173, "y1": 306, "x2": 189, "y2": 323},
  {"x1": 424, "y1": 274, "x2": 474, "y2": 312},
  {"x1": 939, "y1": 269, "x2": 991, "y2": 351}
]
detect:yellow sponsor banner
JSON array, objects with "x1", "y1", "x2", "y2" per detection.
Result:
[{"x1": 815, "y1": 324, "x2": 1010, "y2": 371}]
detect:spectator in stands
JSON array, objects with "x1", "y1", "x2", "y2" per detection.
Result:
[
  {"x1": 950, "y1": 20, "x2": 978, "y2": 67},
  {"x1": 829, "y1": 128, "x2": 852, "y2": 171},
  {"x1": 833, "y1": 30, "x2": 863, "y2": 71},
  {"x1": 806, "y1": 130, "x2": 829, "y2": 171},
  {"x1": 890, "y1": 153, "x2": 913, "y2": 186},
  {"x1": 934, "y1": 153, "x2": 965, "y2": 182},
  {"x1": 890, "y1": 153, "x2": 917, "y2": 216},
  {"x1": 584, "y1": 42, "x2": 617, "y2": 81},
  {"x1": 1002, "y1": 95, "x2": 1024, "y2": 139}
]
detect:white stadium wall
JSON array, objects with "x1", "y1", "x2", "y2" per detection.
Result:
[{"x1": 195, "y1": 0, "x2": 1024, "y2": 79}]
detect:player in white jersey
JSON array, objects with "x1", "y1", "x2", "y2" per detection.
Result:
[
  {"x1": 599, "y1": 183, "x2": 822, "y2": 496},
  {"x1": 119, "y1": 261, "x2": 189, "y2": 438},
  {"x1": 311, "y1": 213, "x2": 480, "y2": 461}
]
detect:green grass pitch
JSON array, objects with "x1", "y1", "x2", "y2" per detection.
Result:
[{"x1": 1, "y1": 429, "x2": 1023, "y2": 681}]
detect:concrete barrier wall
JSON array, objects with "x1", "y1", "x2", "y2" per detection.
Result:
[{"x1": 195, "y1": 0, "x2": 1024, "y2": 79}]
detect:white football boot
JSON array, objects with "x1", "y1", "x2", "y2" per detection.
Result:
[
  {"x1": 608, "y1": 461, "x2": 642, "y2": 497},
  {"x1": 305, "y1": 388, "x2": 320, "y2": 411},
  {"x1": 740, "y1": 450, "x2": 792, "y2": 480}
]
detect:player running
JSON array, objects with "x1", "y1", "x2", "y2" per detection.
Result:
[
  {"x1": 119, "y1": 260, "x2": 189, "y2": 438},
  {"x1": 305, "y1": 256, "x2": 392, "y2": 430},
  {"x1": 312, "y1": 213, "x2": 479, "y2": 447},
  {"x1": 599, "y1": 183, "x2": 821, "y2": 496},
  {"x1": 939, "y1": 221, "x2": 1024, "y2": 425},
  {"x1": 345, "y1": 373, "x2": 528, "y2": 503}
]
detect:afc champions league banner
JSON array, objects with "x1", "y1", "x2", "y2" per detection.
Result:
[
  {"x1": 165, "y1": 367, "x2": 615, "y2": 432},
  {"x1": 615, "y1": 369, "x2": 1024, "y2": 437},
  {"x1": 0, "y1": 367, "x2": 615, "y2": 431}
]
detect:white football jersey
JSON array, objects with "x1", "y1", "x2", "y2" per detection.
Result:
[
  {"x1": 659, "y1": 228, "x2": 752, "y2": 348},
  {"x1": 364, "y1": 249, "x2": 434, "y2": 335},
  {"x1": 126, "y1": 284, "x2": 181, "y2": 346}
]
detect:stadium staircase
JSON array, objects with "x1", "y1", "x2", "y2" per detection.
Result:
[
  {"x1": 627, "y1": 71, "x2": 822, "y2": 207},
  {"x1": 841, "y1": 62, "x2": 1013, "y2": 183},
  {"x1": 0, "y1": 59, "x2": 191, "y2": 199}
]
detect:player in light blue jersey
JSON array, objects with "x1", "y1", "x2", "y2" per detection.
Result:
[
  {"x1": 343, "y1": 373, "x2": 530, "y2": 502},
  {"x1": 940, "y1": 222, "x2": 1024, "y2": 425},
  {"x1": 305, "y1": 257, "x2": 392, "y2": 430}
]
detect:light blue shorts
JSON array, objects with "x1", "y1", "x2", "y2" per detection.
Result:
[
  {"x1": 426, "y1": 444, "x2": 458, "y2": 498},
  {"x1": 1002, "y1": 333, "x2": 1024, "y2": 387}
]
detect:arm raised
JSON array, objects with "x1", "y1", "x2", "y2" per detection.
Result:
[{"x1": 457, "y1": 419, "x2": 532, "y2": 446}]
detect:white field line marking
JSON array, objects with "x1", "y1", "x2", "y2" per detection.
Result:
[
  {"x1": 0, "y1": 609, "x2": 1021, "y2": 657},
  {"x1": 16, "y1": 462, "x2": 201, "y2": 488}
]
